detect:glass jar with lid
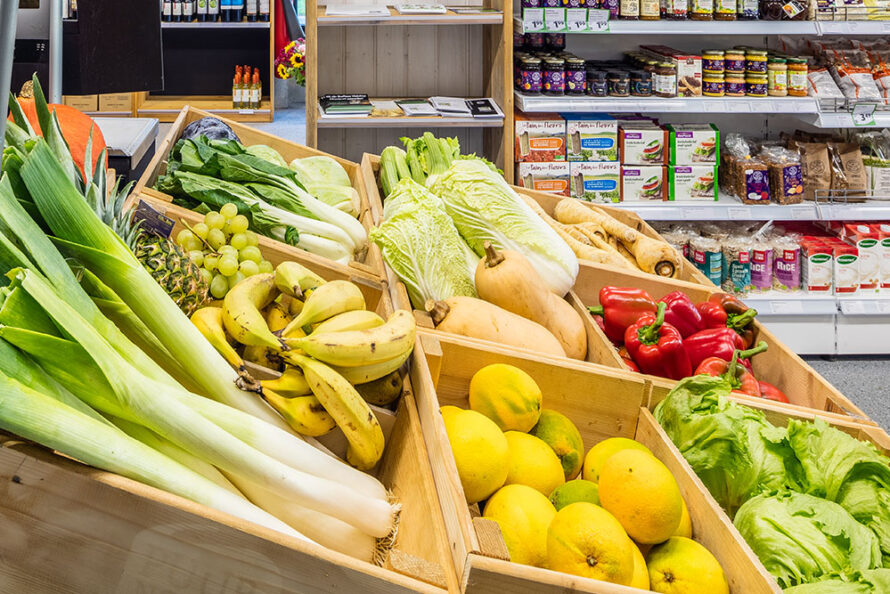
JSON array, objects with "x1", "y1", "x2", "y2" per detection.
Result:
[
  {"x1": 702, "y1": 50, "x2": 725, "y2": 74},
  {"x1": 787, "y1": 58, "x2": 808, "y2": 97},
  {"x1": 703, "y1": 73, "x2": 725, "y2": 96},
  {"x1": 640, "y1": 0, "x2": 660, "y2": 19},
  {"x1": 587, "y1": 69, "x2": 608, "y2": 96},
  {"x1": 746, "y1": 50, "x2": 768, "y2": 75},
  {"x1": 565, "y1": 58, "x2": 587, "y2": 95},
  {"x1": 520, "y1": 57, "x2": 544, "y2": 94},
  {"x1": 725, "y1": 74, "x2": 746, "y2": 96},
  {"x1": 609, "y1": 71, "x2": 631, "y2": 96},
  {"x1": 654, "y1": 62, "x2": 677, "y2": 97},
  {"x1": 737, "y1": 0, "x2": 758, "y2": 18},
  {"x1": 746, "y1": 74, "x2": 768, "y2": 97},
  {"x1": 620, "y1": 0, "x2": 640, "y2": 19},
  {"x1": 767, "y1": 57, "x2": 788, "y2": 97},
  {"x1": 631, "y1": 70, "x2": 653, "y2": 96},
  {"x1": 690, "y1": 0, "x2": 714, "y2": 19},
  {"x1": 715, "y1": 0, "x2": 736, "y2": 19},
  {"x1": 725, "y1": 50, "x2": 746, "y2": 75},
  {"x1": 543, "y1": 58, "x2": 566, "y2": 95}
]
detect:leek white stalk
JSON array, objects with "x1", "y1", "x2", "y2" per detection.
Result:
[
  {"x1": 0, "y1": 372, "x2": 307, "y2": 540},
  {"x1": 0, "y1": 325, "x2": 388, "y2": 502},
  {"x1": 248, "y1": 200, "x2": 357, "y2": 252},
  {"x1": 14, "y1": 269, "x2": 398, "y2": 538},
  {"x1": 16, "y1": 144, "x2": 289, "y2": 430}
]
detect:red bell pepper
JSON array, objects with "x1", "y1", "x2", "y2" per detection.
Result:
[
  {"x1": 624, "y1": 302, "x2": 692, "y2": 380},
  {"x1": 588, "y1": 287, "x2": 656, "y2": 345},
  {"x1": 659, "y1": 291, "x2": 704, "y2": 338},
  {"x1": 695, "y1": 341, "x2": 768, "y2": 397},
  {"x1": 683, "y1": 327, "x2": 749, "y2": 371},
  {"x1": 617, "y1": 346, "x2": 640, "y2": 373},
  {"x1": 698, "y1": 293, "x2": 758, "y2": 347},
  {"x1": 758, "y1": 380, "x2": 790, "y2": 403}
]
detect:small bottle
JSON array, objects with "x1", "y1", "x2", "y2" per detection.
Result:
[
  {"x1": 259, "y1": 0, "x2": 270, "y2": 21},
  {"x1": 641, "y1": 0, "x2": 661, "y2": 19},
  {"x1": 251, "y1": 71, "x2": 262, "y2": 108},
  {"x1": 233, "y1": 73, "x2": 243, "y2": 109},
  {"x1": 246, "y1": 0, "x2": 258, "y2": 21},
  {"x1": 196, "y1": 0, "x2": 207, "y2": 21},
  {"x1": 208, "y1": 0, "x2": 219, "y2": 21},
  {"x1": 232, "y1": 0, "x2": 244, "y2": 21},
  {"x1": 162, "y1": 0, "x2": 172, "y2": 21},
  {"x1": 172, "y1": 0, "x2": 182, "y2": 21},
  {"x1": 183, "y1": 0, "x2": 194, "y2": 21},
  {"x1": 620, "y1": 0, "x2": 640, "y2": 18}
]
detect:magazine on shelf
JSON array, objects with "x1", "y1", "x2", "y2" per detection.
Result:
[
  {"x1": 466, "y1": 98, "x2": 504, "y2": 119},
  {"x1": 318, "y1": 94, "x2": 373, "y2": 117},
  {"x1": 324, "y1": 4, "x2": 391, "y2": 16},
  {"x1": 395, "y1": 99, "x2": 439, "y2": 117},
  {"x1": 429, "y1": 96, "x2": 473, "y2": 117},
  {"x1": 394, "y1": 3, "x2": 448, "y2": 14}
]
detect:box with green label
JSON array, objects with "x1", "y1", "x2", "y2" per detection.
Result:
[
  {"x1": 563, "y1": 114, "x2": 618, "y2": 162},
  {"x1": 669, "y1": 165, "x2": 718, "y2": 201},
  {"x1": 570, "y1": 162, "x2": 620, "y2": 203}
]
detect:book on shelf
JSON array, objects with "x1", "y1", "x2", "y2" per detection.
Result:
[
  {"x1": 324, "y1": 4, "x2": 391, "y2": 16},
  {"x1": 319, "y1": 94, "x2": 373, "y2": 117},
  {"x1": 394, "y1": 3, "x2": 448, "y2": 14},
  {"x1": 466, "y1": 98, "x2": 503, "y2": 119},
  {"x1": 429, "y1": 96, "x2": 472, "y2": 117},
  {"x1": 395, "y1": 99, "x2": 439, "y2": 117}
]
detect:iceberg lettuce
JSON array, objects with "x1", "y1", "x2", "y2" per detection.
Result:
[
  {"x1": 784, "y1": 570, "x2": 890, "y2": 593},
  {"x1": 289, "y1": 156, "x2": 353, "y2": 188},
  {"x1": 428, "y1": 158, "x2": 578, "y2": 296},
  {"x1": 370, "y1": 179, "x2": 477, "y2": 309},
  {"x1": 245, "y1": 144, "x2": 288, "y2": 168},
  {"x1": 734, "y1": 492, "x2": 882, "y2": 589}
]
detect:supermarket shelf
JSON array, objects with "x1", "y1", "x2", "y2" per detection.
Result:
[
  {"x1": 612, "y1": 194, "x2": 818, "y2": 221},
  {"x1": 817, "y1": 202, "x2": 890, "y2": 220},
  {"x1": 513, "y1": 16, "x2": 819, "y2": 35},
  {"x1": 161, "y1": 21, "x2": 270, "y2": 28},
  {"x1": 514, "y1": 91, "x2": 819, "y2": 114},
  {"x1": 803, "y1": 110, "x2": 890, "y2": 129},
  {"x1": 816, "y1": 20, "x2": 890, "y2": 35},
  {"x1": 316, "y1": 115, "x2": 503, "y2": 128},
  {"x1": 742, "y1": 292, "x2": 840, "y2": 316},
  {"x1": 137, "y1": 96, "x2": 272, "y2": 123},
  {"x1": 837, "y1": 293, "x2": 890, "y2": 315},
  {"x1": 318, "y1": 7, "x2": 503, "y2": 25}
]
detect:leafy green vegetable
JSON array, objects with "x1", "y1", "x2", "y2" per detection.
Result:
[
  {"x1": 428, "y1": 158, "x2": 579, "y2": 296},
  {"x1": 653, "y1": 375, "x2": 799, "y2": 516},
  {"x1": 370, "y1": 179, "x2": 477, "y2": 309},
  {"x1": 302, "y1": 182, "x2": 360, "y2": 216},
  {"x1": 784, "y1": 570, "x2": 890, "y2": 593},
  {"x1": 245, "y1": 144, "x2": 287, "y2": 167},
  {"x1": 734, "y1": 492, "x2": 882, "y2": 589},
  {"x1": 787, "y1": 419, "x2": 890, "y2": 563},
  {"x1": 290, "y1": 156, "x2": 352, "y2": 188}
]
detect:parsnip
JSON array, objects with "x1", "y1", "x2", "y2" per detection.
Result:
[
  {"x1": 554, "y1": 199, "x2": 681, "y2": 277},
  {"x1": 475, "y1": 243, "x2": 587, "y2": 360},
  {"x1": 426, "y1": 297, "x2": 566, "y2": 358}
]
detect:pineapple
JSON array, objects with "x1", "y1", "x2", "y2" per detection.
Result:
[{"x1": 98, "y1": 180, "x2": 210, "y2": 316}]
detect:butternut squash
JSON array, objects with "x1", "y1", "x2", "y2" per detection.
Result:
[
  {"x1": 425, "y1": 297, "x2": 566, "y2": 358},
  {"x1": 474, "y1": 243, "x2": 587, "y2": 360}
]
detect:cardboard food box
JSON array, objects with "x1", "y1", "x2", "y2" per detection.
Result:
[
  {"x1": 516, "y1": 162, "x2": 571, "y2": 196},
  {"x1": 669, "y1": 165, "x2": 718, "y2": 200},
  {"x1": 569, "y1": 161, "x2": 620, "y2": 203},
  {"x1": 844, "y1": 223, "x2": 880, "y2": 291},
  {"x1": 563, "y1": 114, "x2": 618, "y2": 162},
  {"x1": 640, "y1": 45, "x2": 702, "y2": 97},
  {"x1": 62, "y1": 94, "x2": 99, "y2": 112},
  {"x1": 668, "y1": 123, "x2": 720, "y2": 165},
  {"x1": 875, "y1": 223, "x2": 890, "y2": 290},
  {"x1": 620, "y1": 124, "x2": 669, "y2": 165},
  {"x1": 99, "y1": 93, "x2": 134, "y2": 113},
  {"x1": 829, "y1": 239, "x2": 859, "y2": 294},
  {"x1": 801, "y1": 238, "x2": 833, "y2": 293},
  {"x1": 621, "y1": 165, "x2": 667, "y2": 201},
  {"x1": 514, "y1": 112, "x2": 566, "y2": 162}
]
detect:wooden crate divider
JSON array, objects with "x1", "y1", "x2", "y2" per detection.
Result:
[
  {"x1": 132, "y1": 106, "x2": 386, "y2": 280},
  {"x1": 410, "y1": 332, "x2": 781, "y2": 593}
]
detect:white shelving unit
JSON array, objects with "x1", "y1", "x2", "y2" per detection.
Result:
[
  {"x1": 514, "y1": 92, "x2": 819, "y2": 114},
  {"x1": 610, "y1": 195, "x2": 890, "y2": 221}
]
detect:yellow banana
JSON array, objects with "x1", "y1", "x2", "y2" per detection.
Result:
[
  {"x1": 355, "y1": 371, "x2": 403, "y2": 406},
  {"x1": 191, "y1": 307, "x2": 244, "y2": 370},
  {"x1": 242, "y1": 344, "x2": 274, "y2": 367},
  {"x1": 222, "y1": 273, "x2": 285, "y2": 350},
  {"x1": 260, "y1": 366, "x2": 311, "y2": 397},
  {"x1": 289, "y1": 297, "x2": 304, "y2": 317},
  {"x1": 280, "y1": 280, "x2": 365, "y2": 336},
  {"x1": 263, "y1": 388, "x2": 336, "y2": 437},
  {"x1": 331, "y1": 348, "x2": 412, "y2": 384},
  {"x1": 311, "y1": 310, "x2": 385, "y2": 335},
  {"x1": 264, "y1": 299, "x2": 293, "y2": 333},
  {"x1": 288, "y1": 352, "x2": 384, "y2": 470},
  {"x1": 285, "y1": 309, "x2": 415, "y2": 368},
  {"x1": 274, "y1": 261, "x2": 326, "y2": 298}
]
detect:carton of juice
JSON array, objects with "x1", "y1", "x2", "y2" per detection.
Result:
[
  {"x1": 874, "y1": 223, "x2": 890, "y2": 290},
  {"x1": 801, "y1": 239, "x2": 833, "y2": 293},
  {"x1": 843, "y1": 224, "x2": 880, "y2": 291}
]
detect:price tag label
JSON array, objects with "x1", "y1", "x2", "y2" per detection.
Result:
[
  {"x1": 841, "y1": 300, "x2": 866, "y2": 315},
  {"x1": 544, "y1": 8, "x2": 566, "y2": 31},
  {"x1": 771, "y1": 300, "x2": 804, "y2": 315},
  {"x1": 566, "y1": 8, "x2": 588, "y2": 31},
  {"x1": 728, "y1": 207, "x2": 752, "y2": 219},
  {"x1": 587, "y1": 8, "x2": 610, "y2": 32},
  {"x1": 852, "y1": 103, "x2": 877, "y2": 127},
  {"x1": 683, "y1": 207, "x2": 708, "y2": 220},
  {"x1": 522, "y1": 8, "x2": 544, "y2": 32},
  {"x1": 878, "y1": 300, "x2": 890, "y2": 314},
  {"x1": 791, "y1": 206, "x2": 812, "y2": 220},
  {"x1": 238, "y1": 110, "x2": 255, "y2": 115}
]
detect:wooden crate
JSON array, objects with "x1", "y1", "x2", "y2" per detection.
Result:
[
  {"x1": 132, "y1": 106, "x2": 385, "y2": 280},
  {"x1": 360, "y1": 153, "x2": 711, "y2": 286},
  {"x1": 573, "y1": 262, "x2": 873, "y2": 423},
  {"x1": 411, "y1": 332, "x2": 780, "y2": 594}
]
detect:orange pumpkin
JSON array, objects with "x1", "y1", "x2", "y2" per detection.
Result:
[{"x1": 7, "y1": 100, "x2": 107, "y2": 179}]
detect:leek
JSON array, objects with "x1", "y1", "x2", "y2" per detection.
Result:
[
  {"x1": 15, "y1": 143, "x2": 290, "y2": 430},
  {"x1": 13, "y1": 269, "x2": 397, "y2": 537},
  {"x1": 0, "y1": 372, "x2": 306, "y2": 539}
]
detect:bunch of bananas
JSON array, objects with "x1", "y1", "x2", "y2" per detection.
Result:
[{"x1": 190, "y1": 261, "x2": 416, "y2": 470}]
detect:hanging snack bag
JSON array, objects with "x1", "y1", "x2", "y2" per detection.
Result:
[
  {"x1": 691, "y1": 236, "x2": 724, "y2": 286},
  {"x1": 722, "y1": 238, "x2": 753, "y2": 295}
]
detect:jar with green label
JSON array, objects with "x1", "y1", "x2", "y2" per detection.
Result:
[{"x1": 767, "y1": 57, "x2": 787, "y2": 97}]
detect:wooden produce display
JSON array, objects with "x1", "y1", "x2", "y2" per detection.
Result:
[
  {"x1": 410, "y1": 332, "x2": 780, "y2": 594},
  {"x1": 573, "y1": 262, "x2": 873, "y2": 423},
  {"x1": 132, "y1": 106, "x2": 386, "y2": 280}
]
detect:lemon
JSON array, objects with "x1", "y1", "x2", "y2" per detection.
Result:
[
  {"x1": 672, "y1": 498, "x2": 692, "y2": 538},
  {"x1": 630, "y1": 542, "x2": 650, "y2": 590},
  {"x1": 549, "y1": 479, "x2": 599, "y2": 511},
  {"x1": 443, "y1": 408, "x2": 508, "y2": 504},
  {"x1": 469, "y1": 364, "x2": 542, "y2": 432},
  {"x1": 598, "y1": 449, "x2": 683, "y2": 545},
  {"x1": 440, "y1": 405, "x2": 463, "y2": 424},
  {"x1": 529, "y1": 409, "x2": 584, "y2": 480},
  {"x1": 646, "y1": 537, "x2": 729, "y2": 594},
  {"x1": 546, "y1": 502, "x2": 635, "y2": 585},
  {"x1": 483, "y1": 484, "x2": 556, "y2": 568},
  {"x1": 504, "y1": 431, "x2": 565, "y2": 496},
  {"x1": 582, "y1": 437, "x2": 652, "y2": 484}
]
